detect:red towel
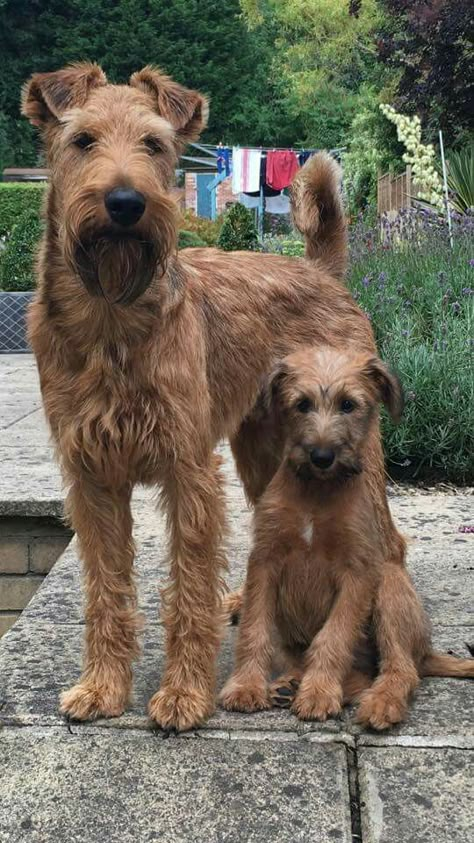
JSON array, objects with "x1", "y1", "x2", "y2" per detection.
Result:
[{"x1": 265, "y1": 150, "x2": 299, "y2": 190}]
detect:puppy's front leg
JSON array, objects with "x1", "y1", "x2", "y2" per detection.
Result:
[
  {"x1": 293, "y1": 568, "x2": 373, "y2": 721},
  {"x1": 220, "y1": 551, "x2": 277, "y2": 712}
]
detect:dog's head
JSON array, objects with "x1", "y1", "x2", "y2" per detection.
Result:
[
  {"x1": 267, "y1": 346, "x2": 403, "y2": 484},
  {"x1": 22, "y1": 63, "x2": 208, "y2": 304}
]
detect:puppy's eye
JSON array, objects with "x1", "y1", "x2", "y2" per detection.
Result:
[
  {"x1": 73, "y1": 133, "x2": 96, "y2": 150},
  {"x1": 144, "y1": 136, "x2": 164, "y2": 155},
  {"x1": 341, "y1": 399, "x2": 355, "y2": 414},
  {"x1": 296, "y1": 397, "x2": 312, "y2": 413}
]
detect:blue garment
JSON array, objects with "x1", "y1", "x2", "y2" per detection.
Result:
[{"x1": 216, "y1": 146, "x2": 231, "y2": 176}]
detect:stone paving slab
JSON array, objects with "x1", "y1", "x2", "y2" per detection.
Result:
[
  {"x1": 0, "y1": 730, "x2": 352, "y2": 843},
  {"x1": 1, "y1": 614, "x2": 472, "y2": 742},
  {"x1": 359, "y1": 747, "x2": 474, "y2": 843}
]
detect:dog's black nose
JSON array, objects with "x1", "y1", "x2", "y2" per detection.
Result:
[
  {"x1": 310, "y1": 448, "x2": 335, "y2": 469},
  {"x1": 105, "y1": 188, "x2": 146, "y2": 226}
]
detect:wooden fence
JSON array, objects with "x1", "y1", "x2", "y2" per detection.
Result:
[{"x1": 377, "y1": 166, "x2": 414, "y2": 216}]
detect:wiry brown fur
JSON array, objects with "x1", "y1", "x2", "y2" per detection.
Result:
[
  {"x1": 23, "y1": 63, "x2": 405, "y2": 731},
  {"x1": 220, "y1": 349, "x2": 474, "y2": 728}
]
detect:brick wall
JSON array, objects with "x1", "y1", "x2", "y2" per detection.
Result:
[{"x1": 0, "y1": 517, "x2": 73, "y2": 637}]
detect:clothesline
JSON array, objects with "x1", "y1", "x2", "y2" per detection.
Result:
[{"x1": 192, "y1": 143, "x2": 347, "y2": 154}]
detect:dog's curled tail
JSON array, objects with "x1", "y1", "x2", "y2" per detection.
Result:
[
  {"x1": 290, "y1": 151, "x2": 348, "y2": 280},
  {"x1": 422, "y1": 651, "x2": 474, "y2": 678}
]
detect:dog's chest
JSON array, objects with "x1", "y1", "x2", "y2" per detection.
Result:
[
  {"x1": 47, "y1": 361, "x2": 172, "y2": 484},
  {"x1": 276, "y1": 552, "x2": 336, "y2": 647},
  {"x1": 275, "y1": 519, "x2": 346, "y2": 647}
]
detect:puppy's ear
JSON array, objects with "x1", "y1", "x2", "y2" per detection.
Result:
[
  {"x1": 264, "y1": 360, "x2": 290, "y2": 411},
  {"x1": 130, "y1": 66, "x2": 209, "y2": 146},
  {"x1": 21, "y1": 63, "x2": 107, "y2": 129},
  {"x1": 362, "y1": 357, "x2": 404, "y2": 423}
]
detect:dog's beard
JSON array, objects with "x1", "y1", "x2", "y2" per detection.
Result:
[
  {"x1": 292, "y1": 456, "x2": 363, "y2": 487},
  {"x1": 74, "y1": 230, "x2": 166, "y2": 305}
]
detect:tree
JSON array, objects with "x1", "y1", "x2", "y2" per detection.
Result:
[
  {"x1": 217, "y1": 203, "x2": 259, "y2": 250},
  {"x1": 240, "y1": 0, "x2": 389, "y2": 148},
  {"x1": 0, "y1": 0, "x2": 283, "y2": 165},
  {"x1": 378, "y1": 0, "x2": 474, "y2": 146}
]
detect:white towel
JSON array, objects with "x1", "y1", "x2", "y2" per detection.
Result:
[
  {"x1": 232, "y1": 148, "x2": 262, "y2": 194},
  {"x1": 232, "y1": 147, "x2": 243, "y2": 194}
]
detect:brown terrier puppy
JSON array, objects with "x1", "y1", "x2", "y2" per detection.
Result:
[{"x1": 220, "y1": 347, "x2": 474, "y2": 727}]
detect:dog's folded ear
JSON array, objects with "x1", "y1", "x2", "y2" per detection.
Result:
[
  {"x1": 362, "y1": 357, "x2": 404, "y2": 423},
  {"x1": 264, "y1": 360, "x2": 290, "y2": 411},
  {"x1": 21, "y1": 63, "x2": 107, "y2": 128},
  {"x1": 129, "y1": 66, "x2": 209, "y2": 146}
]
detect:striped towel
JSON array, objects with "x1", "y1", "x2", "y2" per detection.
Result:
[{"x1": 232, "y1": 148, "x2": 262, "y2": 194}]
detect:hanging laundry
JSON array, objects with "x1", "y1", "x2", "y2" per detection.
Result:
[
  {"x1": 232, "y1": 148, "x2": 262, "y2": 194},
  {"x1": 216, "y1": 145, "x2": 231, "y2": 176},
  {"x1": 266, "y1": 150, "x2": 299, "y2": 191},
  {"x1": 239, "y1": 192, "x2": 290, "y2": 215},
  {"x1": 232, "y1": 147, "x2": 243, "y2": 194},
  {"x1": 298, "y1": 150, "x2": 314, "y2": 167},
  {"x1": 266, "y1": 193, "x2": 290, "y2": 215},
  {"x1": 244, "y1": 155, "x2": 280, "y2": 198}
]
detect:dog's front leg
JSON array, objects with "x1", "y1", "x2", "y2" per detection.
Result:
[
  {"x1": 293, "y1": 570, "x2": 373, "y2": 721},
  {"x1": 219, "y1": 551, "x2": 276, "y2": 713},
  {"x1": 149, "y1": 457, "x2": 226, "y2": 731},
  {"x1": 60, "y1": 479, "x2": 140, "y2": 721}
]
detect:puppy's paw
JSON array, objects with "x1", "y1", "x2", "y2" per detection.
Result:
[
  {"x1": 219, "y1": 675, "x2": 270, "y2": 713},
  {"x1": 269, "y1": 675, "x2": 300, "y2": 709},
  {"x1": 356, "y1": 687, "x2": 407, "y2": 730}
]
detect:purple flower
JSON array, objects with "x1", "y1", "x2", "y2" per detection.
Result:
[
  {"x1": 469, "y1": 259, "x2": 474, "y2": 267},
  {"x1": 462, "y1": 287, "x2": 473, "y2": 296},
  {"x1": 451, "y1": 301, "x2": 461, "y2": 314},
  {"x1": 361, "y1": 275, "x2": 370, "y2": 288},
  {"x1": 379, "y1": 271, "x2": 387, "y2": 282}
]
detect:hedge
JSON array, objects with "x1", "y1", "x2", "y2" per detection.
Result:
[{"x1": 0, "y1": 182, "x2": 46, "y2": 237}]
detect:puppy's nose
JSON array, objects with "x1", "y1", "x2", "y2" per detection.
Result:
[
  {"x1": 310, "y1": 447, "x2": 335, "y2": 470},
  {"x1": 105, "y1": 188, "x2": 146, "y2": 226}
]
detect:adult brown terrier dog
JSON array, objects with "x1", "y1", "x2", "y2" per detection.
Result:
[
  {"x1": 220, "y1": 347, "x2": 474, "y2": 727},
  {"x1": 22, "y1": 61, "x2": 401, "y2": 731}
]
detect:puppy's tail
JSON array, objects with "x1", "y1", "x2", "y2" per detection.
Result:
[
  {"x1": 421, "y1": 650, "x2": 474, "y2": 678},
  {"x1": 290, "y1": 151, "x2": 348, "y2": 280}
]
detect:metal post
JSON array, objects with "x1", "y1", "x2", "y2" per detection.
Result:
[
  {"x1": 258, "y1": 182, "x2": 265, "y2": 241},
  {"x1": 439, "y1": 130, "x2": 453, "y2": 248}
]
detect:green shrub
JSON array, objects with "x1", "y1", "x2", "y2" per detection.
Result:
[
  {"x1": 447, "y1": 144, "x2": 474, "y2": 214},
  {"x1": 180, "y1": 210, "x2": 223, "y2": 245},
  {"x1": 178, "y1": 229, "x2": 207, "y2": 249},
  {"x1": 217, "y1": 203, "x2": 259, "y2": 251},
  {"x1": 0, "y1": 182, "x2": 45, "y2": 237},
  {"x1": 0, "y1": 208, "x2": 43, "y2": 291},
  {"x1": 263, "y1": 235, "x2": 305, "y2": 257},
  {"x1": 348, "y1": 211, "x2": 474, "y2": 484}
]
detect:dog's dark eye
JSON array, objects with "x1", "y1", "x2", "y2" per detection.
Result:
[
  {"x1": 341, "y1": 399, "x2": 355, "y2": 414},
  {"x1": 144, "y1": 136, "x2": 164, "y2": 155},
  {"x1": 296, "y1": 397, "x2": 312, "y2": 413},
  {"x1": 73, "y1": 133, "x2": 96, "y2": 151}
]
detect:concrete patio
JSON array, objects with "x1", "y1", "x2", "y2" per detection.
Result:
[{"x1": 0, "y1": 354, "x2": 473, "y2": 842}]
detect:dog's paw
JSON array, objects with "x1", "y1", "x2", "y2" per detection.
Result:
[
  {"x1": 60, "y1": 681, "x2": 127, "y2": 721},
  {"x1": 219, "y1": 677, "x2": 270, "y2": 713},
  {"x1": 148, "y1": 686, "x2": 213, "y2": 731},
  {"x1": 356, "y1": 688, "x2": 407, "y2": 730},
  {"x1": 292, "y1": 682, "x2": 342, "y2": 722},
  {"x1": 269, "y1": 676, "x2": 300, "y2": 709}
]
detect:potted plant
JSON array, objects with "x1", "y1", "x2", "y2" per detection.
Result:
[{"x1": 0, "y1": 207, "x2": 43, "y2": 352}]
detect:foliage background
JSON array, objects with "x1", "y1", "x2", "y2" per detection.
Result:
[{"x1": 0, "y1": 0, "x2": 472, "y2": 201}]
